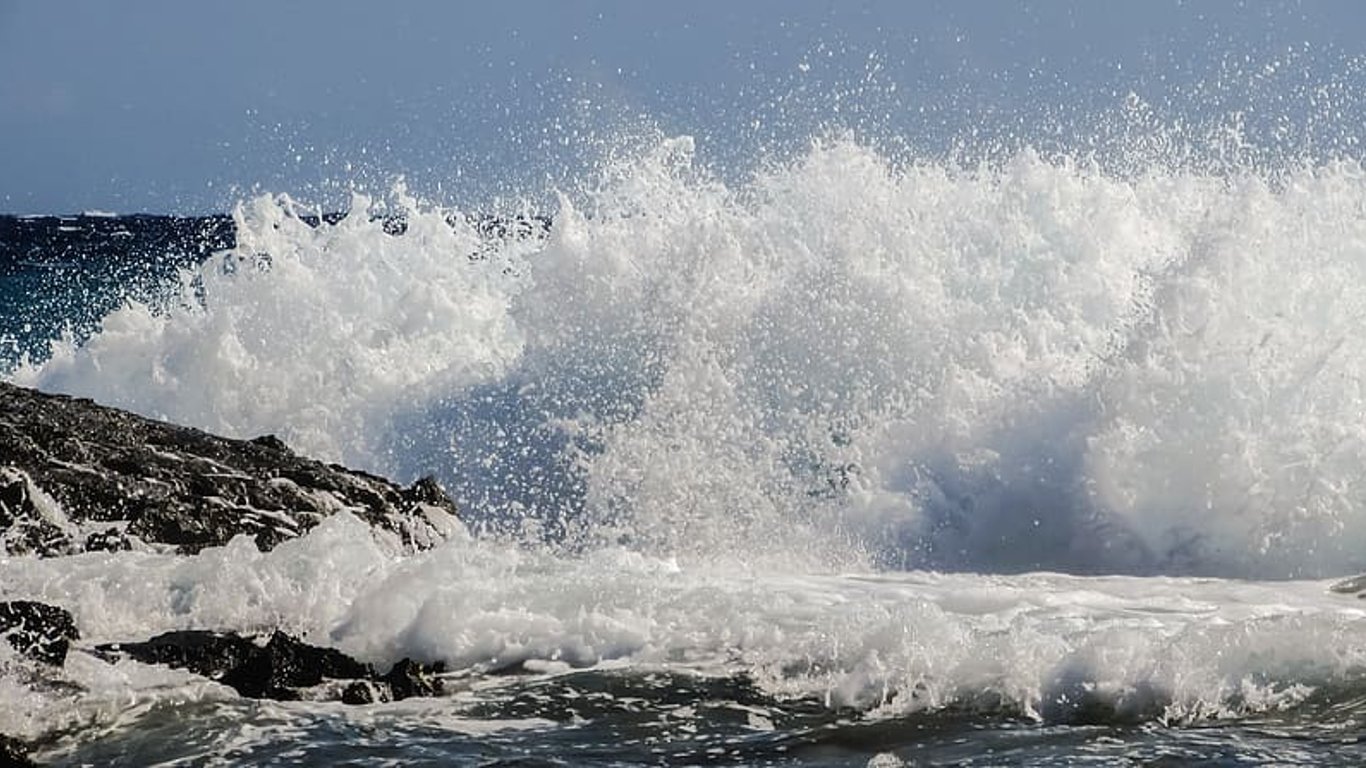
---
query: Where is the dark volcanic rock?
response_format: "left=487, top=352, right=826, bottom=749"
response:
left=220, top=631, right=372, bottom=700
left=83, top=528, right=131, bottom=553
left=99, top=630, right=443, bottom=704
left=0, top=734, right=33, bottom=768
left=0, top=381, right=462, bottom=555
left=102, top=630, right=368, bottom=700
left=380, top=657, right=447, bottom=700
left=337, top=659, right=446, bottom=704
left=97, top=630, right=260, bottom=680
left=341, top=680, right=389, bottom=705
left=0, top=601, right=79, bottom=666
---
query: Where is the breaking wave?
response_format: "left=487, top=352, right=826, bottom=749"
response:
left=16, top=131, right=1366, bottom=579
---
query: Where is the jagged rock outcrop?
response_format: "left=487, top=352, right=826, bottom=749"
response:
left=0, top=381, right=462, bottom=555
left=0, top=602, right=78, bottom=666
left=97, top=630, right=445, bottom=704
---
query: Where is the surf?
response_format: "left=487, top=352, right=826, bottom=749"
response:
left=9, top=133, right=1366, bottom=580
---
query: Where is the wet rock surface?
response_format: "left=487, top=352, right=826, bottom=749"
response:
left=98, top=629, right=445, bottom=704
left=0, top=601, right=79, bottom=666
left=0, top=381, right=462, bottom=555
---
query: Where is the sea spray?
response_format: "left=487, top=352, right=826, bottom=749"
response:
left=17, top=192, right=530, bottom=470
left=15, top=137, right=1366, bottom=578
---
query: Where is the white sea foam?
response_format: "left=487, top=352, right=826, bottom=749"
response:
left=2, top=516, right=1364, bottom=742
left=19, top=191, right=530, bottom=473
left=14, top=136, right=1366, bottom=578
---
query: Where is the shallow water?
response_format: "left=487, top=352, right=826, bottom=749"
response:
left=43, top=685, right=1366, bottom=766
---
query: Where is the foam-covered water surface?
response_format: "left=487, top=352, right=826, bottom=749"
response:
left=4, top=515, right=1366, bottom=763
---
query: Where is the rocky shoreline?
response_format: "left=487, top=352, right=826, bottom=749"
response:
left=0, top=381, right=463, bottom=556
left=0, top=382, right=467, bottom=763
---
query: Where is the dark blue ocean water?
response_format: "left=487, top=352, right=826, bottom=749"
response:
left=0, top=214, right=233, bottom=371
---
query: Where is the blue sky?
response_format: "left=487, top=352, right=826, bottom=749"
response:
left=1, top=1, right=1363, bottom=214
